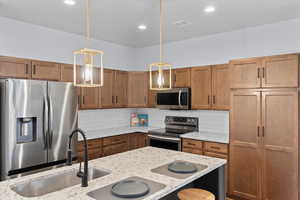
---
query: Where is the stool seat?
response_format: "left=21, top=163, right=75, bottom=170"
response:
left=178, top=188, right=215, bottom=200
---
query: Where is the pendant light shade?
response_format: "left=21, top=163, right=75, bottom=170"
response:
left=149, top=0, right=172, bottom=90
left=73, top=0, right=104, bottom=87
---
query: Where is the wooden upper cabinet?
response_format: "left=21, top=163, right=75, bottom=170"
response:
left=262, top=54, right=299, bottom=88
left=229, top=90, right=261, bottom=200
left=80, top=68, right=100, bottom=109
left=31, top=60, right=60, bottom=81
left=261, top=90, right=298, bottom=200
left=114, top=70, right=128, bottom=107
left=211, top=64, right=230, bottom=110
left=128, top=72, right=148, bottom=107
left=229, top=58, right=262, bottom=89
left=100, top=69, right=114, bottom=108
left=191, top=66, right=212, bottom=109
left=0, top=56, right=31, bottom=79
left=60, top=64, right=74, bottom=82
left=174, top=68, right=191, bottom=88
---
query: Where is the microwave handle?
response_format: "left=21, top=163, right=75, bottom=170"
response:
left=178, top=89, right=182, bottom=106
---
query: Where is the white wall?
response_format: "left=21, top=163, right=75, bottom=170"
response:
left=134, top=18, right=300, bottom=69
left=0, top=17, right=136, bottom=70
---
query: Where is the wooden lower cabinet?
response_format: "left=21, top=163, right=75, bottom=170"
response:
left=230, top=89, right=299, bottom=200
left=129, top=133, right=147, bottom=150
left=78, top=133, right=148, bottom=160
left=182, top=138, right=229, bottom=194
left=77, top=138, right=102, bottom=162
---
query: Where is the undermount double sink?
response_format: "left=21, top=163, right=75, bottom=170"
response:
left=10, top=168, right=110, bottom=197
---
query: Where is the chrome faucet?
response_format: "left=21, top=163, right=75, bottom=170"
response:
left=66, top=128, right=89, bottom=187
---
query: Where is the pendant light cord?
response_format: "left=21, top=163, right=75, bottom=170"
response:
left=160, top=0, right=163, bottom=63
left=86, top=0, right=91, bottom=48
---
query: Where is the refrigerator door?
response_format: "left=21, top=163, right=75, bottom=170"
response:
left=1, top=79, right=48, bottom=175
left=47, top=82, right=78, bottom=162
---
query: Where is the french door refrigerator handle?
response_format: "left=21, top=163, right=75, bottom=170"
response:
left=43, top=97, right=49, bottom=150
left=48, top=95, right=54, bottom=149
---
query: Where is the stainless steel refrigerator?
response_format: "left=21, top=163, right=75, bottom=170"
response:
left=0, top=79, right=78, bottom=180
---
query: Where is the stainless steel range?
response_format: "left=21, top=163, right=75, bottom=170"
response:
left=148, top=116, right=198, bottom=151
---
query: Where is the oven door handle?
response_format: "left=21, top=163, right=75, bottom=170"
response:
left=148, top=134, right=181, bottom=142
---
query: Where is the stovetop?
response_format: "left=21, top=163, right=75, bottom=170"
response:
left=148, top=128, right=192, bottom=138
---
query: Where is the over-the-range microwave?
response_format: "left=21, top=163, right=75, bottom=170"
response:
left=156, top=88, right=191, bottom=110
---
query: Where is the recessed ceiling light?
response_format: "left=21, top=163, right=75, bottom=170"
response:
left=204, top=6, right=216, bottom=13
left=64, top=0, right=76, bottom=6
left=138, top=24, right=147, bottom=31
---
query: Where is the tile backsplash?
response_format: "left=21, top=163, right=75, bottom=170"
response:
left=78, top=108, right=136, bottom=131
left=79, top=108, right=229, bottom=134
left=137, top=108, right=229, bottom=133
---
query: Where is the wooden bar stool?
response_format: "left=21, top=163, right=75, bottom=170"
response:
left=178, top=188, right=215, bottom=200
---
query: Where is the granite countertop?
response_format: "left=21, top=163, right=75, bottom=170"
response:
left=181, top=131, right=229, bottom=144
left=0, top=147, right=226, bottom=200
left=78, top=126, right=158, bottom=141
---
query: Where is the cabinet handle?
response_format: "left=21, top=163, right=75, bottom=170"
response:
left=33, top=65, right=36, bottom=74
left=262, top=68, right=265, bottom=78
left=25, top=64, right=29, bottom=74
left=174, top=74, right=177, bottom=83
left=210, top=146, right=220, bottom=150
left=82, top=96, right=85, bottom=105
left=187, top=142, right=195, bottom=146
left=257, top=68, right=260, bottom=79
left=257, top=126, right=260, bottom=137
left=262, top=126, right=265, bottom=137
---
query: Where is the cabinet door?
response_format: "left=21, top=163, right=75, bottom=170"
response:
left=261, top=90, right=298, bottom=200
left=229, top=90, right=261, bottom=200
left=128, top=72, right=148, bottom=107
left=211, top=64, right=230, bottom=110
left=100, top=69, right=114, bottom=108
left=60, top=64, right=73, bottom=82
left=31, top=61, right=60, bottom=81
left=148, top=89, right=157, bottom=108
left=114, top=70, right=128, bottom=107
left=174, top=68, right=191, bottom=87
left=229, top=58, right=262, bottom=89
left=262, top=54, right=299, bottom=88
left=191, top=66, right=212, bottom=109
left=80, top=68, right=100, bottom=109
left=0, top=56, right=31, bottom=79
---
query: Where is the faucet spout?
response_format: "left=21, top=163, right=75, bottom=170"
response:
left=67, top=128, right=89, bottom=187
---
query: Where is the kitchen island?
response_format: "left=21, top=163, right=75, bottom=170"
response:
left=0, top=147, right=226, bottom=200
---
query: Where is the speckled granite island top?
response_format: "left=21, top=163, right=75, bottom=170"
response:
left=0, top=147, right=226, bottom=200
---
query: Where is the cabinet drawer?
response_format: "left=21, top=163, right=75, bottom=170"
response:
left=204, top=151, right=228, bottom=159
left=182, top=147, right=203, bottom=155
left=78, top=148, right=101, bottom=161
left=103, top=143, right=128, bottom=156
left=103, top=135, right=128, bottom=146
left=78, top=139, right=102, bottom=151
left=182, top=139, right=203, bottom=149
left=204, top=142, right=228, bottom=154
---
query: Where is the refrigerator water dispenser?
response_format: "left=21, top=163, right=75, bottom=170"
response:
left=17, top=117, right=37, bottom=143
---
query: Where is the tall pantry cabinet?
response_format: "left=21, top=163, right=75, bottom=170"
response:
left=229, top=54, right=299, bottom=200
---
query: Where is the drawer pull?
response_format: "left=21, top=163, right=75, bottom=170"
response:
left=187, top=142, right=195, bottom=146
left=210, top=146, right=221, bottom=150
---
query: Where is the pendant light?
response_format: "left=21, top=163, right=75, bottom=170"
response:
left=73, top=0, right=104, bottom=87
left=149, top=0, right=172, bottom=90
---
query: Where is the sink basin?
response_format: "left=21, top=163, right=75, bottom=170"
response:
left=11, top=168, right=110, bottom=197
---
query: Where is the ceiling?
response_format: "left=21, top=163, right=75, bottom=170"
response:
left=1, top=0, right=300, bottom=47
